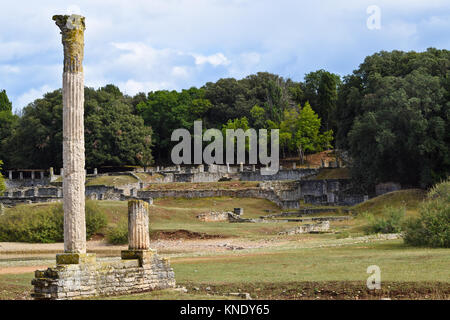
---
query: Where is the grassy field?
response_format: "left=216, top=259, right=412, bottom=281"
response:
left=0, top=189, right=448, bottom=300
left=1, top=240, right=448, bottom=300
left=313, top=168, right=350, bottom=179
left=86, top=175, right=138, bottom=186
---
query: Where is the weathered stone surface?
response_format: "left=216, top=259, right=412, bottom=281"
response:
left=128, top=200, right=150, bottom=250
left=56, top=253, right=96, bottom=265
left=32, top=251, right=175, bottom=300
left=278, top=221, right=330, bottom=235
left=54, top=14, right=86, bottom=254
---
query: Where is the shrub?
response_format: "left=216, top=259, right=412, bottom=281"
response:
left=85, top=200, right=108, bottom=237
left=363, top=206, right=405, bottom=234
left=404, top=179, right=450, bottom=248
left=0, top=201, right=107, bottom=243
left=106, top=219, right=128, bottom=245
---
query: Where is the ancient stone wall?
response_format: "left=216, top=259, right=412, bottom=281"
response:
left=5, top=178, right=51, bottom=189
left=240, top=169, right=318, bottom=181
left=196, top=211, right=231, bottom=222
left=32, top=252, right=175, bottom=299
left=279, top=221, right=330, bottom=235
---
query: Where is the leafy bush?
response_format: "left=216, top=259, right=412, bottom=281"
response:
left=0, top=200, right=107, bottom=243
left=106, top=219, right=128, bottom=245
left=363, top=206, right=405, bottom=234
left=404, top=179, right=450, bottom=248
left=85, top=200, right=108, bottom=237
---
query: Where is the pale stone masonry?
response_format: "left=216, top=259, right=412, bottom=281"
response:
left=32, top=199, right=176, bottom=299
left=31, top=14, right=175, bottom=300
left=32, top=251, right=175, bottom=299
left=54, top=14, right=87, bottom=254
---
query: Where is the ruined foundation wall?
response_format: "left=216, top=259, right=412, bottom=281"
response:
left=32, top=252, right=175, bottom=300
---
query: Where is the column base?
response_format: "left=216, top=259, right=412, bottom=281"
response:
left=121, top=249, right=157, bottom=266
left=56, top=253, right=96, bottom=265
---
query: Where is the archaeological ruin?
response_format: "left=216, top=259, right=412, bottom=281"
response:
left=30, top=14, right=175, bottom=300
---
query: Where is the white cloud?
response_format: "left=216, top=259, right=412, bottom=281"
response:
left=0, top=0, right=449, bottom=111
left=118, top=79, right=173, bottom=95
left=15, top=85, right=55, bottom=110
left=171, top=66, right=189, bottom=78
left=194, top=53, right=230, bottom=67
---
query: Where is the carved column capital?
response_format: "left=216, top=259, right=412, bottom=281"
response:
left=53, top=15, right=85, bottom=73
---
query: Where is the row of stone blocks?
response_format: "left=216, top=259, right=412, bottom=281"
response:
left=32, top=251, right=176, bottom=300
left=32, top=199, right=176, bottom=300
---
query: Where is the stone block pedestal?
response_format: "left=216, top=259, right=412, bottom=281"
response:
left=32, top=249, right=175, bottom=300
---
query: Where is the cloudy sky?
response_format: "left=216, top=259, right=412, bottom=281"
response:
left=1, top=0, right=449, bottom=112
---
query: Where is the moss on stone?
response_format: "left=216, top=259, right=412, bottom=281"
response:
left=56, top=253, right=96, bottom=265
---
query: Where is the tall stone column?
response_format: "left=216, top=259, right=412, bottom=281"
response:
left=54, top=15, right=86, bottom=254
left=127, top=200, right=150, bottom=250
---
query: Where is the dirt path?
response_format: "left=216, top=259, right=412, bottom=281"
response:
left=0, top=266, right=50, bottom=275
left=0, top=238, right=288, bottom=256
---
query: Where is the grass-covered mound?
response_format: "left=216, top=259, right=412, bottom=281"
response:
left=0, top=201, right=107, bottom=243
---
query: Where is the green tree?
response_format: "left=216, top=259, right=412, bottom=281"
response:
left=0, top=90, right=19, bottom=168
left=295, top=102, right=333, bottom=163
left=250, top=105, right=266, bottom=129
left=85, top=87, right=153, bottom=167
left=136, top=87, right=210, bottom=162
left=279, top=102, right=333, bottom=163
left=222, top=117, right=252, bottom=153
left=339, top=49, right=450, bottom=189
left=304, top=70, right=340, bottom=131
left=8, top=85, right=154, bottom=169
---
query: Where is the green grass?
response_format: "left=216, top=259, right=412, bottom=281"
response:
left=0, top=273, right=34, bottom=300
left=171, top=240, right=450, bottom=284
left=313, top=168, right=350, bottom=180
left=1, top=190, right=449, bottom=300
left=1, top=240, right=448, bottom=300
left=86, top=175, right=138, bottom=187
left=353, top=189, right=426, bottom=217
left=97, top=197, right=289, bottom=239
left=134, top=173, right=164, bottom=183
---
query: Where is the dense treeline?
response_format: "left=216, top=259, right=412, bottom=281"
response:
left=0, top=48, right=449, bottom=190
left=337, top=48, right=450, bottom=189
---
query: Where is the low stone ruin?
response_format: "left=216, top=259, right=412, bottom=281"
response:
left=32, top=199, right=175, bottom=299
left=278, top=221, right=330, bottom=235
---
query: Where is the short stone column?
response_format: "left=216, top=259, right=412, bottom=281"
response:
left=49, top=167, right=54, bottom=179
left=226, top=163, right=230, bottom=173
left=293, top=163, right=296, bottom=169
left=127, top=200, right=150, bottom=250
left=93, top=168, right=98, bottom=175
left=8, top=170, right=12, bottom=180
left=40, top=171, right=44, bottom=179
left=198, top=164, right=204, bottom=173
left=239, top=162, right=243, bottom=172
left=31, top=171, right=35, bottom=180
left=252, top=165, right=256, bottom=172
left=19, top=172, right=23, bottom=180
